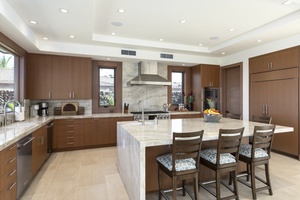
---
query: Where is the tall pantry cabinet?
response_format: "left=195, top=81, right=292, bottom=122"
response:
left=249, top=46, right=300, bottom=158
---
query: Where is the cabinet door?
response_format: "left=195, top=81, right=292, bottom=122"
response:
left=273, top=47, right=299, bottom=71
left=51, top=56, right=72, bottom=99
left=249, top=78, right=268, bottom=117
left=71, top=57, right=92, bottom=99
left=97, top=118, right=110, bottom=145
left=26, top=54, right=52, bottom=99
left=249, top=54, right=271, bottom=74
left=32, top=125, right=47, bottom=176
left=201, top=65, right=220, bottom=87
left=83, top=118, right=97, bottom=146
left=268, top=78, right=298, bottom=156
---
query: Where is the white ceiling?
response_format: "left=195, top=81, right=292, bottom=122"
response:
left=1, top=0, right=300, bottom=65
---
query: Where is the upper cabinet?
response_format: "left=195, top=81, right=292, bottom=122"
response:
left=26, top=54, right=92, bottom=100
left=199, top=64, right=220, bottom=87
left=249, top=46, right=300, bottom=74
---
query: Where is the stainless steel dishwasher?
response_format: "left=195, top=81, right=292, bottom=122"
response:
left=17, top=134, right=35, bottom=199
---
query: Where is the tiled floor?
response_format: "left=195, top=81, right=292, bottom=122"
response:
left=21, top=147, right=300, bottom=200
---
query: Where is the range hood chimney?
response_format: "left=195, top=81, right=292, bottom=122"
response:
left=130, top=61, right=172, bottom=86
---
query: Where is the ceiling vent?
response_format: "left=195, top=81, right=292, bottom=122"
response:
left=121, top=49, right=136, bottom=56
left=160, top=53, right=173, bottom=59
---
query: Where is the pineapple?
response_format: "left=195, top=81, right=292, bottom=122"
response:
left=207, top=99, right=215, bottom=109
left=204, top=99, right=220, bottom=114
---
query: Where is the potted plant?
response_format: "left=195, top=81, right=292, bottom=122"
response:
left=186, top=91, right=195, bottom=111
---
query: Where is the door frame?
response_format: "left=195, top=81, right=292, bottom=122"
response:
left=221, top=62, right=243, bottom=117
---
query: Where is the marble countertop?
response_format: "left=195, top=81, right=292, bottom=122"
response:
left=0, top=111, right=201, bottom=151
left=118, top=118, right=294, bottom=147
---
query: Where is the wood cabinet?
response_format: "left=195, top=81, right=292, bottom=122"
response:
left=170, top=113, right=201, bottom=119
left=32, top=125, right=47, bottom=175
left=0, top=143, right=17, bottom=200
left=26, top=54, right=92, bottom=100
left=250, top=68, right=299, bottom=157
left=249, top=46, right=299, bottom=74
left=53, top=119, right=83, bottom=149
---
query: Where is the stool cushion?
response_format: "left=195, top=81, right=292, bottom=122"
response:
left=239, top=144, right=268, bottom=158
left=200, top=149, right=236, bottom=164
left=156, top=153, right=196, bottom=172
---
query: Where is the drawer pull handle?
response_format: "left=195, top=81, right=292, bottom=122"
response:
left=67, top=136, right=74, bottom=139
left=9, top=157, right=16, bottom=163
left=67, top=142, right=74, bottom=145
left=9, top=145, right=16, bottom=150
left=67, top=125, right=74, bottom=127
left=9, top=169, right=16, bottom=176
left=9, top=182, right=16, bottom=190
left=67, top=131, right=74, bottom=133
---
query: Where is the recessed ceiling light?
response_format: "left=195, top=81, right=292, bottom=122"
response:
left=42, top=37, right=48, bottom=40
left=257, top=39, right=262, bottom=43
left=210, top=36, right=219, bottom=40
left=107, top=58, right=111, bottom=60
left=199, top=43, right=203, bottom=46
left=69, top=35, right=75, bottom=38
left=222, top=52, right=226, bottom=55
left=60, top=8, right=69, bottom=13
left=160, top=38, right=163, bottom=41
left=111, top=32, right=116, bottom=35
left=282, top=1, right=292, bottom=5
left=182, top=64, right=186, bottom=66
left=29, top=20, right=37, bottom=24
left=179, top=20, right=186, bottom=23
left=118, top=9, right=125, bottom=13
left=228, top=28, right=235, bottom=32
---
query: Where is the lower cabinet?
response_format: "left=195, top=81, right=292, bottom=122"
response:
left=32, top=125, right=47, bottom=175
left=53, top=119, right=83, bottom=149
left=171, top=113, right=201, bottom=119
left=54, top=116, right=133, bottom=150
left=0, top=143, right=17, bottom=200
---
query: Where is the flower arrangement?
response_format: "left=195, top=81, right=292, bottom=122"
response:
left=187, top=91, right=195, bottom=104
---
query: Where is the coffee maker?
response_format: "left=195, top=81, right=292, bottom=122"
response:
left=38, top=102, right=49, bottom=116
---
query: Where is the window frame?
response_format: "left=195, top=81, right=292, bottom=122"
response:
left=168, top=66, right=191, bottom=111
left=171, top=71, right=184, bottom=105
left=92, top=60, right=122, bottom=113
left=99, top=67, right=116, bottom=107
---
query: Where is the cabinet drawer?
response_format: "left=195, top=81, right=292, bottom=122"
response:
left=55, top=129, right=82, bottom=137
left=0, top=144, right=17, bottom=177
left=0, top=168, right=17, bottom=191
left=0, top=181, right=17, bottom=200
left=54, top=119, right=83, bottom=125
left=54, top=124, right=83, bottom=131
left=56, top=136, right=83, bottom=148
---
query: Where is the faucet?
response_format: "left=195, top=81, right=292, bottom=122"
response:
left=4, top=100, right=21, bottom=126
left=138, top=100, right=145, bottom=125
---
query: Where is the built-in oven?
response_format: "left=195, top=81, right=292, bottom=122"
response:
left=203, top=87, right=220, bottom=111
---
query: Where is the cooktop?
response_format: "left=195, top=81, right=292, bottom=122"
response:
left=130, top=111, right=169, bottom=114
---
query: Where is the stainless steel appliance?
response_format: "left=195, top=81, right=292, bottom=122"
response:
left=38, top=102, right=49, bottom=116
left=203, top=87, right=220, bottom=111
left=17, top=134, right=35, bottom=199
left=131, top=111, right=170, bottom=121
left=47, top=121, right=54, bottom=158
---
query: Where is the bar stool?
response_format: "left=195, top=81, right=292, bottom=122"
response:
left=156, top=130, right=204, bottom=200
left=238, top=125, right=276, bottom=199
left=227, top=113, right=242, bottom=120
left=199, top=127, right=244, bottom=200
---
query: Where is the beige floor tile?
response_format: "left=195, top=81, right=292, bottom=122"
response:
left=51, top=162, right=80, bottom=183
left=101, top=147, right=117, bottom=158
left=78, top=164, right=106, bottom=187
left=105, top=173, right=129, bottom=200
left=102, top=157, right=118, bottom=175
left=77, top=183, right=109, bottom=200
left=81, top=149, right=102, bottom=166
left=42, top=180, right=78, bottom=200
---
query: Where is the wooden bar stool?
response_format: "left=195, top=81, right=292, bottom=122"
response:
left=199, top=127, right=244, bottom=200
left=237, top=125, right=276, bottom=199
left=227, top=113, right=242, bottom=120
left=156, top=130, right=204, bottom=200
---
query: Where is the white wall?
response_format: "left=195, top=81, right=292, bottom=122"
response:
left=220, top=33, right=300, bottom=120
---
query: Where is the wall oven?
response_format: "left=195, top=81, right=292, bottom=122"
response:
left=203, top=87, right=220, bottom=111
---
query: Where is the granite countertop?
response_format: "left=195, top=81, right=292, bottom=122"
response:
left=0, top=111, right=201, bottom=151
left=117, top=118, right=294, bottom=147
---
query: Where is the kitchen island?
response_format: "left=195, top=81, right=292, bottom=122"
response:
left=116, top=118, right=294, bottom=200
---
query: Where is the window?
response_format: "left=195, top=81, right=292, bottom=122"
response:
left=0, top=47, right=15, bottom=113
left=92, top=61, right=122, bottom=113
left=99, top=68, right=115, bottom=106
left=171, top=72, right=184, bottom=105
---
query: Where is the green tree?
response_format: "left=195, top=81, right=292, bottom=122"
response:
left=0, top=56, right=12, bottom=68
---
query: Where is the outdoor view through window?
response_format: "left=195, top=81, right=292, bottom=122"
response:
left=172, top=72, right=183, bottom=105
left=99, top=68, right=115, bottom=106
left=0, top=47, right=15, bottom=114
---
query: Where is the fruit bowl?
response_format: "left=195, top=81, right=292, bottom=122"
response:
left=204, top=113, right=222, bottom=122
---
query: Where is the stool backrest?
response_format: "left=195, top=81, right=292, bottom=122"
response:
left=217, top=127, right=244, bottom=165
left=172, top=130, right=204, bottom=171
left=227, top=113, right=242, bottom=120
left=252, top=125, right=276, bottom=158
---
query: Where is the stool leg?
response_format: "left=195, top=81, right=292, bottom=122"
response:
left=173, top=176, right=177, bottom=200
left=216, top=171, right=221, bottom=200
left=232, top=169, right=239, bottom=200
left=182, top=180, right=186, bottom=196
left=194, top=174, right=199, bottom=200
left=247, top=164, right=250, bottom=182
left=158, top=167, right=162, bottom=200
left=265, top=163, right=273, bottom=195
left=250, top=163, right=257, bottom=199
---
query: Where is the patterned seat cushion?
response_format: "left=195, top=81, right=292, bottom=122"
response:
left=156, top=153, right=196, bottom=172
left=239, top=144, right=269, bottom=158
left=200, top=149, right=236, bottom=164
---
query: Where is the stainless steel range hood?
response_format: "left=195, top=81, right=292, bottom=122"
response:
left=130, top=61, right=172, bottom=86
